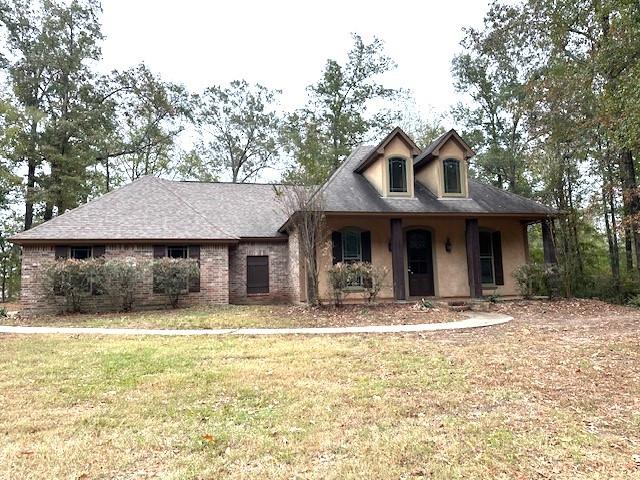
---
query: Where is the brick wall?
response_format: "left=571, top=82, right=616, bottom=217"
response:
left=19, top=243, right=230, bottom=315
left=228, top=240, right=296, bottom=304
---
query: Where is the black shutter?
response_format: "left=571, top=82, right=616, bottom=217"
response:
left=152, top=245, right=165, bottom=293
left=247, top=256, right=269, bottom=294
left=189, top=246, right=201, bottom=293
left=55, top=246, right=69, bottom=259
left=361, top=231, right=372, bottom=263
left=331, top=231, right=343, bottom=264
left=492, top=231, right=504, bottom=285
left=92, top=245, right=105, bottom=258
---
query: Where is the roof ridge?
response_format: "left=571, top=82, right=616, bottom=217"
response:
left=155, top=178, right=238, bottom=239
left=15, top=176, right=154, bottom=236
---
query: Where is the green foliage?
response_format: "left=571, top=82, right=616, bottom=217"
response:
left=354, top=262, right=389, bottom=304
left=101, top=258, right=146, bottom=312
left=417, top=298, right=434, bottom=310
left=0, top=214, right=21, bottom=301
left=327, top=261, right=388, bottom=306
left=0, top=306, right=6, bottom=317
left=152, top=258, right=199, bottom=308
left=512, top=263, right=562, bottom=298
left=283, top=34, right=401, bottom=183
left=192, top=80, right=280, bottom=183
left=43, top=259, right=104, bottom=313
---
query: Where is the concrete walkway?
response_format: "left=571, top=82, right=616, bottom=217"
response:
left=0, top=312, right=512, bottom=336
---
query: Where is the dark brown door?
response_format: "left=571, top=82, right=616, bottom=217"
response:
left=406, top=229, right=435, bottom=297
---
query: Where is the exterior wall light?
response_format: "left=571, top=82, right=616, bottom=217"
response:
left=445, top=237, right=452, bottom=252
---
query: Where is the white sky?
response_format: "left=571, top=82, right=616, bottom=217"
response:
left=98, top=0, right=490, bottom=180
left=100, top=0, right=488, bottom=118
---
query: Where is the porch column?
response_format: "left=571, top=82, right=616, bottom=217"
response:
left=465, top=218, right=482, bottom=298
left=541, top=218, right=558, bottom=264
left=390, top=218, right=406, bottom=300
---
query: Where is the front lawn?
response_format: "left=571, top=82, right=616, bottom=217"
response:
left=1, top=300, right=639, bottom=478
left=4, top=303, right=462, bottom=329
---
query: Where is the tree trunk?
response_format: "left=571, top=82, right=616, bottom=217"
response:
left=620, top=150, right=640, bottom=273
left=603, top=183, right=620, bottom=291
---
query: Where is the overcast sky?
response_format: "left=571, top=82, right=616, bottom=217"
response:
left=100, top=0, right=489, bottom=121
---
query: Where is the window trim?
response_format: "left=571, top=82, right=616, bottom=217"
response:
left=443, top=158, right=462, bottom=195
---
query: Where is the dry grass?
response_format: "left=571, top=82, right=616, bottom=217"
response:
left=0, top=299, right=639, bottom=479
left=5, top=303, right=461, bottom=329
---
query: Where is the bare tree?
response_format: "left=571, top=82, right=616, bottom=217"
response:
left=275, top=184, right=325, bottom=306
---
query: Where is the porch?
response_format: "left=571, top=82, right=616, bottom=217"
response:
left=319, top=214, right=556, bottom=302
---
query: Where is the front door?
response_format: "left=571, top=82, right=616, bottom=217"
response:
left=406, top=229, right=435, bottom=297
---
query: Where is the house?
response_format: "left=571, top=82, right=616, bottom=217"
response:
left=11, top=128, right=557, bottom=314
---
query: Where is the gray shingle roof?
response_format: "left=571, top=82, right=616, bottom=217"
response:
left=319, top=145, right=556, bottom=216
left=11, top=176, right=290, bottom=242
left=11, top=143, right=555, bottom=244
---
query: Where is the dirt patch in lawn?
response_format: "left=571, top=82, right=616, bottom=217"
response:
left=5, top=302, right=464, bottom=330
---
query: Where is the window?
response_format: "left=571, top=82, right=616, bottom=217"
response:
left=153, top=245, right=201, bottom=293
left=479, top=231, right=495, bottom=285
left=443, top=159, right=462, bottom=194
left=70, top=246, right=92, bottom=259
left=247, top=256, right=269, bottom=294
left=167, top=246, right=188, bottom=258
left=342, top=230, right=362, bottom=263
left=388, top=157, right=408, bottom=193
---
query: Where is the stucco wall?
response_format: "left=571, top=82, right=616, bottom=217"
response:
left=318, top=215, right=528, bottom=302
left=415, top=138, right=470, bottom=198
left=19, top=243, right=229, bottom=315
left=361, top=136, right=415, bottom=198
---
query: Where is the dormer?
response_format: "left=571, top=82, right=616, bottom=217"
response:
left=354, top=127, right=420, bottom=198
left=413, top=129, right=475, bottom=198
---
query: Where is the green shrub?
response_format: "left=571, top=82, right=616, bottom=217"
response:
left=512, top=262, right=561, bottom=298
left=102, top=258, right=147, bottom=312
left=417, top=298, right=433, bottom=310
left=327, top=262, right=353, bottom=306
left=627, top=294, right=640, bottom=308
left=0, top=306, right=6, bottom=317
left=327, top=262, right=388, bottom=306
left=43, top=258, right=104, bottom=313
left=152, top=258, right=199, bottom=308
left=352, top=262, right=389, bottom=304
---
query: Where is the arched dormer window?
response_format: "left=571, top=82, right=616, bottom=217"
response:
left=388, top=157, right=408, bottom=193
left=443, top=158, right=462, bottom=194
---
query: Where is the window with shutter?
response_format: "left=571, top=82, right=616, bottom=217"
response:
left=247, top=256, right=269, bottom=294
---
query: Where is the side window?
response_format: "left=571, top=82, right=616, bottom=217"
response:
left=153, top=245, right=201, bottom=293
left=479, top=231, right=495, bottom=285
left=443, top=158, right=462, bottom=194
left=388, top=157, right=408, bottom=193
left=70, top=246, right=92, bottom=259
left=167, top=246, right=188, bottom=258
left=478, top=230, right=504, bottom=286
left=247, top=256, right=269, bottom=294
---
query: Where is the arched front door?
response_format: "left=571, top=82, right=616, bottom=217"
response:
left=406, top=229, right=435, bottom=297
